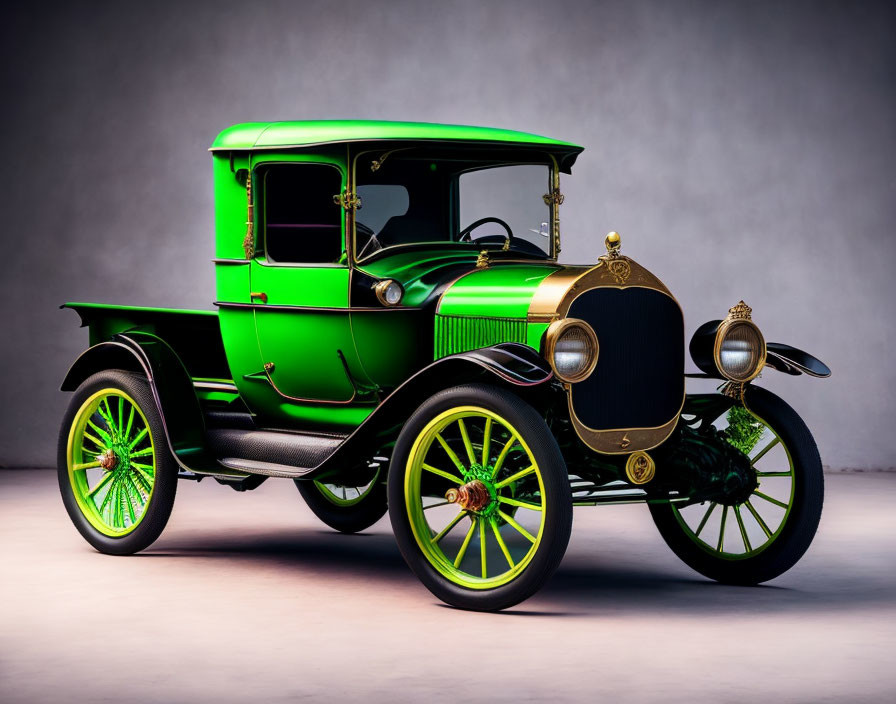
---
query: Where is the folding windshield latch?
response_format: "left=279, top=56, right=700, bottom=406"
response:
left=333, top=190, right=362, bottom=211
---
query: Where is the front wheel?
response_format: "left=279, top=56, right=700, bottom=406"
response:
left=389, top=384, right=572, bottom=611
left=649, top=386, right=823, bottom=585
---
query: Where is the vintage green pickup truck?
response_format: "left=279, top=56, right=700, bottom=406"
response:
left=59, top=120, right=831, bottom=610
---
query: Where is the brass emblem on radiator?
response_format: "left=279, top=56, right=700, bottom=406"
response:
left=625, top=451, right=655, bottom=485
left=606, top=259, right=631, bottom=284
left=620, top=433, right=631, bottom=449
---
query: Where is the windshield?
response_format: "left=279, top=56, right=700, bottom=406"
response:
left=353, top=150, right=555, bottom=262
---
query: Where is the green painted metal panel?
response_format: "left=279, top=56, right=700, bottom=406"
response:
left=436, top=264, right=558, bottom=318
left=211, top=120, right=582, bottom=152
left=526, top=321, right=550, bottom=354
left=350, top=310, right=427, bottom=391
left=434, top=315, right=528, bottom=358
left=213, top=153, right=252, bottom=260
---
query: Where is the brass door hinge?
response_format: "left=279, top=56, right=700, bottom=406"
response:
left=333, top=190, right=362, bottom=210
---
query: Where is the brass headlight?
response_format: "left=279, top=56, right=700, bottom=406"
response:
left=545, top=318, right=599, bottom=383
left=714, top=317, right=766, bottom=382
left=373, top=279, right=403, bottom=306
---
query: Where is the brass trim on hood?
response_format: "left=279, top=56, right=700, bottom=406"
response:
left=527, top=257, right=675, bottom=323
left=528, top=255, right=684, bottom=455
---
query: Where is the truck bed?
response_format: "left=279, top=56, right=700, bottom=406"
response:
left=63, top=302, right=232, bottom=382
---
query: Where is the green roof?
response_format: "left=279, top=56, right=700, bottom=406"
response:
left=210, top=120, right=583, bottom=152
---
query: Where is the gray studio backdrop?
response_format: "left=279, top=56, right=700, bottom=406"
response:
left=1, top=0, right=894, bottom=469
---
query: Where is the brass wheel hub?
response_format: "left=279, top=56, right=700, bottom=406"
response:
left=445, top=480, right=492, bottom=513
left=98, top=448, right=119, bottom=471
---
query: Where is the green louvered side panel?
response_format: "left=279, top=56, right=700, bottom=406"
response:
left=434, top=314, right=528, bottom=358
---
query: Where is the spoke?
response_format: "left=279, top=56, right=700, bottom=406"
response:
left=482, top=417, right=492, bottom=466
left=435, top=433, right=466, bottom=473
left=124, top=405, right=135, bottom=443
left=110, top=481, right=122, bottom=529
left=495, top=465, right=536, bottom=490
left=128, top=426, right=149, bottom=450
left=131, top=464, right=154, bottom=487
left=453, top=520, right=477, bottom=568
left=342, top=485, right=347, bottom=500
left=73, top=460, right=102, bottom=471
left=122, top=480, right=137, bottom=524
left=82, top=431, right=106, bottom=450
left=421, top=463, right=464, bottom=485
left=86, top=419, right=112, bottom=445
left=117, top=481, right=128, bottom=529
left=130, top=447, right=154, bottom=459
left=755, top=471, right=792, bottom=477
left=457, top=418, right=477, bottom=466
left=497, top=510, right=536, bottom=544
left=751, top=437, right=780, bottom=465
left=490, top=517, right=515, bottom=568
left=98, top=477, right=118, bottom=514
left=498, top=495, right=542, bottom=511
left=99, top=399, right=115, bottom=429
left=480, top=518, right=487, bottom=578
left=754, top=490, right=789, bottom=509
left=432, top=510, right=468, bottom=544
left=129, top=471, right=150, bottom=501
left=717, top=505, right=729, bottom=552
left=694, top=502, right=717, bottom=537
left=734, top=505, right=751, bottom=552
left=423, top=501, right=452, bottom=510
left=86, top=471, right=116, bottom=499
left=490, top=436, right=518, bottom=479
left=745, top=499, right=772, bottom=538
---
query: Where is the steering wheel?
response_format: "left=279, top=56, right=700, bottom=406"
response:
left=458, top=217, right=514, bottom=243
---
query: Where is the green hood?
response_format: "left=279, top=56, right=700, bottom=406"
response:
left=436, top=263, right=561, bottom=318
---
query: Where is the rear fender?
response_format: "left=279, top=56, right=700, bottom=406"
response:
left=61, top=332, right=222, bottom=474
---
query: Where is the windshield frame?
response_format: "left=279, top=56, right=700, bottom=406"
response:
left=349, top=144, right=562, bottom=266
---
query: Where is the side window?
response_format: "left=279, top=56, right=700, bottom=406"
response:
left=262, top=164, right=343, bottom=264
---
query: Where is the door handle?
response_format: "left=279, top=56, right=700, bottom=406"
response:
left=250, top=291, right=268, bottom=304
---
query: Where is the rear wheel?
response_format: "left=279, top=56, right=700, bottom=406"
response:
left=58, top=371, right=177, bottom=555
left=389, top=384, right=572, bottom=611
left=649, top=386, right=823, bottom=584
left=295, top=469, right=388, bottom=534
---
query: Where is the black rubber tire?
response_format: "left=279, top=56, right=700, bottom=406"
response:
left=388, top=384, right=572, bottom=611
left=649, top=386, right=824, bottom=585
left=294, top=477, right=388, bottom=534
left=58, top=371, right=178, bottom=555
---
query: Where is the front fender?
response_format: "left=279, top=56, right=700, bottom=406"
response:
left=310, top=343, right=553, bottom=480
left=764, top=342, right=831, bottom=378
left=61, top=332, right=222, bottom=474
left=690, top=320, right=831, bottom=379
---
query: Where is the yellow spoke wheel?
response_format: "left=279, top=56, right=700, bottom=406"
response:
left=389, top=385, right=572, bottom=611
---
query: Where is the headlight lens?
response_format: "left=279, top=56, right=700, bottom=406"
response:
left=546, top=318, right=599, bottom=383
left=715, top=320, right=765, bottom=382
left=373, top=279, right=403, bottom=306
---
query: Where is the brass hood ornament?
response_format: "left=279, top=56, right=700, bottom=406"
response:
left=600, top=231, right=630, bottom=284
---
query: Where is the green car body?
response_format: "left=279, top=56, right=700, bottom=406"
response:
left=59, top=120, right=832, bottom=610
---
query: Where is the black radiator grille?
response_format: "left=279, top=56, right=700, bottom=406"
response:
left=567, top=287, right=684, bottom=430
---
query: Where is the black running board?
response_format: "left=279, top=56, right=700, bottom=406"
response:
left=206, top=427, right=346, bottom=479
left=217, top=457, right=318, bottom=479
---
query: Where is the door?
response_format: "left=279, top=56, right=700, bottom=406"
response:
left=250, top=161, right=365, bottom=407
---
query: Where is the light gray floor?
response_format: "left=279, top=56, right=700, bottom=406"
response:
left=1, top=470, right=893, bottom=703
